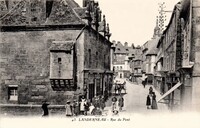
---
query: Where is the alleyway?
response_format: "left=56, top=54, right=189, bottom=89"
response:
left=104, top=79, right=169, bottom=116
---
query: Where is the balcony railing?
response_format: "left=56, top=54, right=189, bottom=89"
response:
left=50, top=79, right=76, bottom=91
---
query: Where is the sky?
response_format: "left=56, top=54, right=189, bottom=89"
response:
left=75, top=0, right=180, bottom=46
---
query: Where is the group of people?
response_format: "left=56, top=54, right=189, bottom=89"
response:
left=111, top=96, right=124, bottom=115
left=65, top=95, right=106, bottom=116
left=42, top=95, right=106, bottom=117
left=146, top=87, right=158, bottom=109
left=114, top=81, right=126, bottom=95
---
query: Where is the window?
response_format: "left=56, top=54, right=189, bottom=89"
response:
left=104, top=55, right=106, bottom=68
left=58, top=58, right=62, bottom=64
left=96, top=52, right=98, bottom=67
left=120, top=66, right=122, bottom=70
left=88, top=49, right=91, bottom=68
left=31, top=17, right=37, bottom=21
left=58, top=58, right=62, bottom=77
left=8, top=86, right=18, bottom=101
left=113, top=66, right=115, bottom=71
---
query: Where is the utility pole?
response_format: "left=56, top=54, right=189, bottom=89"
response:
left=158, top=2, right=167, bottom=33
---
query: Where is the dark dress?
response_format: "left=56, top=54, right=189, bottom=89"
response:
left=100, top=98, right=106, bottom=110
left=146, top=95, right=151, bottom=106
left=74, top=102, right=80, bottom=116
left=151, top=94, right=158, bottom=109
left=42, top=103, right=49, bottom=116
left=118, top=97, right=124, bottom=107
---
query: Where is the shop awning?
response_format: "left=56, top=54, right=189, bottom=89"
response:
left=157, top=82, right=182, bottom=102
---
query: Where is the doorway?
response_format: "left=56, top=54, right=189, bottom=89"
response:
left=88, top=84, right=95, bottom=101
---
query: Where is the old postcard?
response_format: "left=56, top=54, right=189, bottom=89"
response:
left=0, top=0, right=200, bottom=128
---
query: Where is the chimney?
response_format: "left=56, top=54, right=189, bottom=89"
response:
left=112, top=40, right=116, bottom=44
left=124, top=42, right=128, bottom=47
left=98, top=10, right=102, bottom=22
left=83, top=0, right=89, bottom=7
left=84, top=2, right=92, bottom=26
left=117, top=41, right=121, bottom=45
left=103, top=15, right=106, bottom=36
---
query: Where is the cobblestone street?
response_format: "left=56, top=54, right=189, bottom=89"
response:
left=103, top=79, right=169, bottom=116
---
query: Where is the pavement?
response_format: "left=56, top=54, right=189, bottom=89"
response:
left=102, top=79, right=169, bottom=116
left=0, top=79, right=169, bottom=117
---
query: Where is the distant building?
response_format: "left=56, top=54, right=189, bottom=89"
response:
left=142, top=19, right=161, bottom=85
left=130, top=46, right=143, bottom=83
left=145, top=39, right=159, bottom=85
left=112, top=41, right=136, bottom=79
left=0, top=0, right=113, bottom=105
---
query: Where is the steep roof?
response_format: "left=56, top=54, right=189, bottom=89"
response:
left=74, top=7, right=87, bottom=19
left=0, top=0, right=85, bottom=26
left=114, top=42, right=136, bottom=54
left=146, top=37, right=160, bottom=56
left=46, top=0, right=84, bottom=25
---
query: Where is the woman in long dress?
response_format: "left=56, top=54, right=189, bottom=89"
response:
left=146, top=94, right=151, bottom=109
left=151, top=92, right=158, bottom=109
left=65, top=101, right=72, bottom=116
left=74, top=100, right=80, bottom=116
left=118, top=96, right=124, bottom=111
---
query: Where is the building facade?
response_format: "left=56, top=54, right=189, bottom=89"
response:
left=112, top=41, right=135, bottom=79
left=156, top=0, right=200, bottom=112
left=131, top=47, right=143, bottom=83
left=141, top=20, right=161, bottom=85
left=0, top=0, right=113, bottom=106
left=156, top=2, right=182, bottom=110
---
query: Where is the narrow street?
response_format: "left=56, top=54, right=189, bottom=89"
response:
left=104, top=79, right=169, bottom=116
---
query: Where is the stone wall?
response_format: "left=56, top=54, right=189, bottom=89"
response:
left=0, top=29, right=81, bottom=105
left=191, top=0, right=200, bottom=111
left=84, top=29, right=111, bottom=70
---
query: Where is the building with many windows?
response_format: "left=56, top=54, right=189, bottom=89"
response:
left=112, top=41, right=135, bottom=79
left=130, top=46, right=143, bottom=83
left=156, top=0, right=200, bottom=112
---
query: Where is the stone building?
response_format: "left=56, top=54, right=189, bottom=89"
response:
left=130, top=46, right=143, bottom=83
left=112, top=41, right=134, bottom=79
left=145, top=39, right=159, bottom=85
left=156, top=2, right=182, bottom=110
left=0, top=0, right=113, bottom=106
left=141, top=20, right=161, bottom=85
left=157, top=0, right=200, bottom=112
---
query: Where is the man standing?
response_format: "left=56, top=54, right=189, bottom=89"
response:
left=42, top=101, right=50, bottom=117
